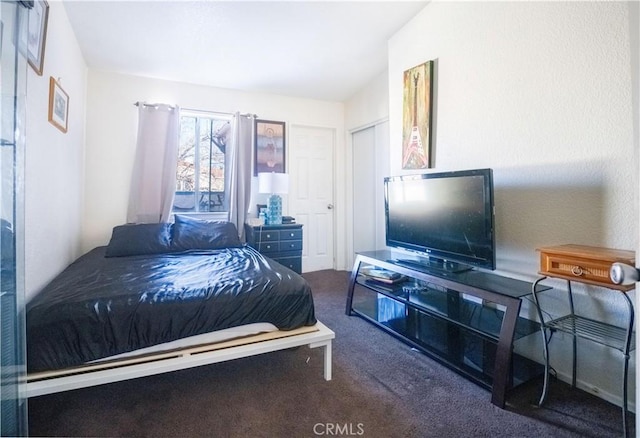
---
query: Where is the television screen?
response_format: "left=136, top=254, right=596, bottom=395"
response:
left=384, top=168, right=495, bottom=271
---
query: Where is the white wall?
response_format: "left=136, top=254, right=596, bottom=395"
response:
left=83, top=71, right=346, bottom=268
left=25, top=1, right=86, bottom=301
left=345, top=70, right=389, bottom=131
left=388, top=1, right=637, bottom=408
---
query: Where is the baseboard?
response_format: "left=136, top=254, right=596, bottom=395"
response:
left=550, top=368, right=636, bottom=414
left=513, top=332, right=636, bottom=413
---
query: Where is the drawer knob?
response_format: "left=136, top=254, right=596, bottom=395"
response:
left=571, top=266, right=584, bottom=276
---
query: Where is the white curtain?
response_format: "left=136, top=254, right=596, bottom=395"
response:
left=127, top=103, right=180, bottom=223
left=226, top=112, right=254, bottom=241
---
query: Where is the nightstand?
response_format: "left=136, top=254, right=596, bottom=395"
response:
left=244, top=223, right=303, bottom=274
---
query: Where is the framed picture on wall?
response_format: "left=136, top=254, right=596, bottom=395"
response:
left=48, top=77, right=68, bottom=133
left=402, top=60, right=434, bottom=169
left=254, top=119, right=286, bottom=176
left=26, top=0, right=49, bottom=75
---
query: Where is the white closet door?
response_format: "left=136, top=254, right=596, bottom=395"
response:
left=374, top=121, right=389, bottom=249
left=352, top=127, right=376, bottom=254
left=352, top=121, right=389, bottom=255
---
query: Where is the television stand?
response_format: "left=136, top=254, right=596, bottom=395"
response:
left=346, top=250, right=546, bottom=409
left=394, top=257, right=472, bottom=274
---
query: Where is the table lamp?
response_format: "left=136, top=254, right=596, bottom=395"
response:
left=258, top=172, right=289, bottom=225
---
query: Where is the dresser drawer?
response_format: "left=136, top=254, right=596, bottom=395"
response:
left=255, top=240, right=302, bottom=254
left=538, top=244, right=634, bottom=291
left=251, top=229, right=302, bottom=243
left=256, top=241, right=280, bottom=253
left=279, top=229, right=302, bottom=241
left=254, top=230, right=280, bottom=242
left=273, top=256, right=302, bottom=274
left=278, top=240, right=302, bottom=252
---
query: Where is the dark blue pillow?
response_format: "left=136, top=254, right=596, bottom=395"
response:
left=171, top=215, right=242, bottom=251
left=105, top=223, right=173, bottom=257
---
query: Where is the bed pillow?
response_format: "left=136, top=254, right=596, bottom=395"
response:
left=105, top=223, right=173, bottom=257
left=171, top=215, right=242, bottom=251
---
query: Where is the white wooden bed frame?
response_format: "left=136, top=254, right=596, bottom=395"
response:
left=26, top=321, right=334, bottom=398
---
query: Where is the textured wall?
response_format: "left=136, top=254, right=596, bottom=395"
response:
left=25, top=2, right=87, bottom=301
left=388, top=2, right=637, bottom=408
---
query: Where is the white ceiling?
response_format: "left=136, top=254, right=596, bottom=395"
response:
left=62, top=1, right=428, bottom=102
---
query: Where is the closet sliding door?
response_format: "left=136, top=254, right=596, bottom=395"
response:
left=351, top=121, right=389, bottom=256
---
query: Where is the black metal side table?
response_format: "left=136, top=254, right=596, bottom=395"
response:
left=531, top=244, right=635, bottom=438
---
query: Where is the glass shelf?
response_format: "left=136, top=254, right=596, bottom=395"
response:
left=350, top=286, right=541, bottom=390
left=356, top=272, right=539, bottom=343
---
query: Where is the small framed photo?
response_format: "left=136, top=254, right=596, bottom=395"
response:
left=254, top=119, right=285, bottom=175
left=48, top=77, right=68, bottom=133
left=26, top=0, right=49, bottom=75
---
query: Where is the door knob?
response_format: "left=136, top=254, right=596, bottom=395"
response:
left=610, top=262, right=640, bottom=285
left=327, top=204, right=334, bottom=210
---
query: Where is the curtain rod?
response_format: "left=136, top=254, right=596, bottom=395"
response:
left=181, top=108, right=258, bottom=118
left=133, top=102, right=177, bottom=110
left=133, top=102, right=257, bottom=118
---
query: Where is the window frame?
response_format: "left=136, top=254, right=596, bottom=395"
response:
left=173, top=110, right=233, bottom=215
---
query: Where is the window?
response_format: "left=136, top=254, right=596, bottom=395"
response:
left=173, top=111, right=232, bottom=213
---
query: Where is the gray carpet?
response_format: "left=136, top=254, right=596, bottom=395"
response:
left=28, top=269, right=632, bottom=437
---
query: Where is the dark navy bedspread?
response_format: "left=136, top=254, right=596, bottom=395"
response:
left=26, top=245, right=316, bottom=372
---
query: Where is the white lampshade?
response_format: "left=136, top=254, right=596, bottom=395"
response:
left=258, top=172, right=289, bottom=194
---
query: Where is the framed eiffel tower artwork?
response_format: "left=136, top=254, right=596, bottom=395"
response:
left=402, top=61, right=434, bottom=169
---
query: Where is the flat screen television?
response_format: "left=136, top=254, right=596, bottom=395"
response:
left=384, top=168, right=495, bottom=272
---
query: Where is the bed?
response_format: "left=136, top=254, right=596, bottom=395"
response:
left=25, top=216, right=334, bottom=397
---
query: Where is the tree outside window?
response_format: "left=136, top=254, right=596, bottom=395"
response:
left=173, top=112, right=231, bottom=213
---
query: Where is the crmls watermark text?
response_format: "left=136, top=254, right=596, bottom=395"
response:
left=313, top=423, right=365, bottom=436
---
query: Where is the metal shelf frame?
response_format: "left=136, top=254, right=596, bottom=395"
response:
left=531, top=277, right=634, bottom=438
left=346, top=250, right=545, bottom=409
